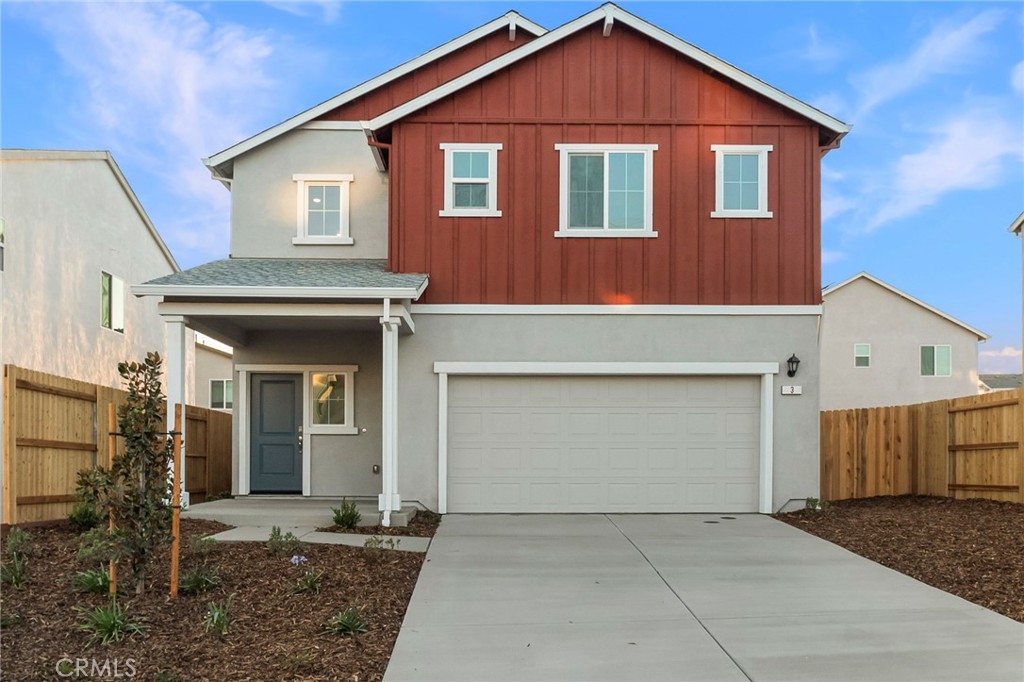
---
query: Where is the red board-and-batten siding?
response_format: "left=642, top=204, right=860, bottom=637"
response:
left=386, top=23, right=825, bottom=306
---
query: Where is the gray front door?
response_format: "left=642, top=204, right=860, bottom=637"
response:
left=250, top=373, right=303, bottom=493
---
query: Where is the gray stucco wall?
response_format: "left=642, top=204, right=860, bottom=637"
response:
left=0, top=154, right=178, bottom=389
left=230, top=129, right=388, bottom=259
left=231, top=314, right=821, bottom=512
left=820, top=278, right=981, bottom=410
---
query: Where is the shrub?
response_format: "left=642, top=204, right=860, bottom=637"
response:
left=202, top=594, right=234, bottom=636
left=285, top=653, right=316, bottom=674
left=72, top=568, right=111, bottom=594
left=324, top=607, right=367, bottom=636
left=291, top=569, right=323, bottom=595
left=331, top=499, right=362, bottom=529
left=1, top=555, right=27, bottom=588
left=267, top=526, right=307, bottom=555
left=77, top=598, right=146, bottom=646
left=180, top=565, right=221, bottom=595
left=5, top=527, right=31, bottom=559
left=188, top=536, right=217, bottom=560
left=68, top=499, right=102, bottom=532
left=363, top=535, right=400, bottom=550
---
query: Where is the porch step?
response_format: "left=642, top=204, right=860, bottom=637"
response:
left=182, top=497, right=419, bottom=528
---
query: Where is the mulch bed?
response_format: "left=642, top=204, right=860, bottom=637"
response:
left=316, top=510, right=441, bottom=538
left=0, top=519, right=425, bottom=681
left=776, top=495, right=1024, bottom=623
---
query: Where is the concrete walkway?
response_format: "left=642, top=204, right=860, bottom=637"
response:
left=384, top=514, right=1024, bottom=681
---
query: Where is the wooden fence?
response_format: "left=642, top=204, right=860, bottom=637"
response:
left=2, top=365, right=232, bottom=524
left=821, top=388, right=1023, bottom=504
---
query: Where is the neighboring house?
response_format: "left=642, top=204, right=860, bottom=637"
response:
left=135, top=4, right=850, bottom=521
left=979, top=374, right=1023, bottom=393
left=820, top=273, right=988, bottom=410
left=195, top=333, right=234, bottom=411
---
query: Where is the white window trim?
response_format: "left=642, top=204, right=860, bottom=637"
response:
left=439, top=143, right=502, bottom=217
left=292, top=173, right=354, bottom=245
left=209, top=378, right=233, bottom=411
left=308, top=367, right=358, bottom=434
left=920, top=344, right=952, bottom=378
left=100, top=270, right=125, bottom=335
left=710, top=144, right=773, bottom=219
left=853, top=343, right=871, bottom=368
left=554, top=143, right=658, bottom=237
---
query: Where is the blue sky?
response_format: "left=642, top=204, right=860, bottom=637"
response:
left=2, top=1, right=1022, bottom=372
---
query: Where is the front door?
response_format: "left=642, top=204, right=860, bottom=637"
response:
left=250, top=373, right=303, bottom=493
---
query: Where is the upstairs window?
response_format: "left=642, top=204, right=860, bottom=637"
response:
left=554, top=144, right=658, bottom=238
left=854, top=343, right=871, bottom=368
left=210, top=379, right=233, bottom=410
left=711, top=145, right=773, bottom=218
left=439, top=143, right=502, bottom=217
left=921, top=345, right=952, bottom=377
left=293, top=174, right=354, bottom=245
left=100, top=271, right=125, bottom=334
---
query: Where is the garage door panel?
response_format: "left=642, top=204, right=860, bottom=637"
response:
left=447, top=376, right=760, bottom=513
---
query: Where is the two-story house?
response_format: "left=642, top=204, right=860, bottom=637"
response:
left=136, top=4, right=849, bottom=522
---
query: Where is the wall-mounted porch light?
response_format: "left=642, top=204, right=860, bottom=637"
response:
left=786, top=354, right=801, bottom=378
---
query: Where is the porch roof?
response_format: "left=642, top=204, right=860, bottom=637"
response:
left=133, top=258, right=428, bottom=300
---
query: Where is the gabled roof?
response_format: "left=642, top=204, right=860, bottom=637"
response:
left=367, top=3, right=850, bottom=146
left=1009, top=210, right=1023, bottom=235
left=822, top=272, right=988, bottom=341
left=133, top=258, right=428, bottom=300
left=0, top=149, right=179, bottom=272
left=203, top=11, right=546, bottom=179
left=980, top=374, right=1023, bottom=390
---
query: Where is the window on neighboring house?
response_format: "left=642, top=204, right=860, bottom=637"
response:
left=309, top=368, right=357, bottom=434
left=439, top=143, right=502, bottom=217
left=554, top=144, right=658, bottom=237
left=711, top=145, right=773, bottom=218
left=921, top=345, right=952, bottom=377
left=0, top=218, right=6, bottom=272
left=854, top=343, right=871, bottom=368
left=293, top=174, right=354, bottom=245
left=100, top=271, right=125, bottom=333
left=210, top=379, right=233, bottom=410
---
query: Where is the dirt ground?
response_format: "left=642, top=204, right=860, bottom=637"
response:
left=776, top=495, right=1024, bottom=623
left=0, top=519, right=424, bottom=681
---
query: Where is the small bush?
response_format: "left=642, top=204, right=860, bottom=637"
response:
left=291, top=569, right=323, bottom=595
left=77, top=598, right=146, bottom=646
left=180, top=565, right=221, bottom=595
left=331, top=498, right=362, bottom=529
left=285, top=653, right=316, bottom=674
left=76, top=527, right=119, bottom=565
left=72, top=568, right=111, bottom=594
left=188, top=536, right=217, bottom=559
left=267, top=526, right=307, bottom=555
left=68, top=500, right=102, bottom=532
left=363, top=535, right=400, bottom=550
left=805, top=497, right=831, bottom=513
left=324, top=607, right=367, bottom=636
left=1, top=555, right=27, bottom=588
left=203, top=594, right=234, bottom=636
left=5, top=527, right=31, bottom=559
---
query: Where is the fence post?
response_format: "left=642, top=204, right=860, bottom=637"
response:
left=3, top=365, right=16, bottom=524
left=1018, top=387, right=1024, bottom=504
left=107, top=403, right=117, bottom=596
left=170, top=404, right=181, bottom=598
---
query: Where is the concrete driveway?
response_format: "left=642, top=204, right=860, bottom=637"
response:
left=384, top=514, right=1023, bottom=682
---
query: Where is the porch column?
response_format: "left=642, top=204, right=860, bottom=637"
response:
left=165, top=316, right=189, bottom=508
left=379, top=310, right=401, bottom=526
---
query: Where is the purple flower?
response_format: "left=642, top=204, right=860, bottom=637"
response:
left=290, top=555, right=308, bottom=566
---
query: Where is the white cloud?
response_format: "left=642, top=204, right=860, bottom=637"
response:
left=865, top=109, right=1020, bottom=231
left=821, top=250, right=845, bottom=265
left=851, top=10, right=1004, bottom=118
left=979, top=346, right=1023, bottom=374
left=800, top=24, right=845, bottom=70
left=34, top=3, right=283, bottom=263
left=822, top=193, right=855, bottom=223
left=265, top=1, right=342, bottom=23
left=1012, top=60, right=1024, bottom=94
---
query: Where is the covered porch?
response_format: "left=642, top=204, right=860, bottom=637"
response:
left=133, top=258, right=427, bottom=526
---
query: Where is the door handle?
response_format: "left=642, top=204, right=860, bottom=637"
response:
left=297, top=426, right=303, bottom=448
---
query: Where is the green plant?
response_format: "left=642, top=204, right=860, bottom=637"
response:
left=77, top=598, right=147, bottom=646
left=266, top=526, right=308, bottom=555
left=5, top=527, right=31, bottom=559
left=291, top=569, right=323, bottom=595
left=1, top=554, right=27, bottom=587
left=188, top=536, right=217, bottom=559
left=180, top=565, right=221, bottom=595
left=75, top=353, right=174, bottom=595
left=363, top=535, right=400, bottom=550
left=331, top=498, right=362, bottom=529
left=805, top=497, right=831, bottom=512
left=68, top=499, right=102, bottom=532
left=154, top=673, right=183, bottom=682
left=202, top=594, right=234, bottom=636
left=0, top=600, right=20, bottom=628
left=72, top=567, right=111, bottom=594
left=285, top=653, right=316, bottom=674
left=324, top=607, right=367, bottom=636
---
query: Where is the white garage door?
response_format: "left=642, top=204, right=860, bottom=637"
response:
left=446, top=375, right=760, bottom=513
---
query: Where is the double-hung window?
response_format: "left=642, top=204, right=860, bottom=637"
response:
left=920, top=345, right=952, bottom=377
left=210, top=379, right=233, bottom=410
left=854, top=343, right=871, bottom=368
left=293, top=174, right=354, bottom=245
left=100, top=271, right=125, bottom=333
left=711, top=145, right=773, bottom=218
left=555, top=144, right=657, bottom=237
left=439, top=143, right=502, bottom=217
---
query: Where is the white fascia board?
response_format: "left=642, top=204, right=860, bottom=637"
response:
left=132, top=283, right=426, bottom=300
left=368, top=4, right=850, bottom=137
left=158, top=301, right=386, bottom=318
left=823, top=272, right=989, bottom=341
left=1008, top=210, right=1023, bottom=235
left=411, top=304, right=822, bottom=315
left=203, top=11, right=546, bottom=174
left=433, top=361, right=780, bottom=376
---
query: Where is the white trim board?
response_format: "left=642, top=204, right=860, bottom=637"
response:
left=203, top=11, right=547, bottom=177
left=434, top=361, right=779, bottom=514
left=412, top=304, right=822, bottom=315
left=134, top=282, right=428, bottom=300
left=368, top=4, right=849, bottom=141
